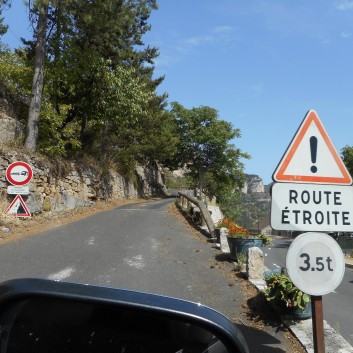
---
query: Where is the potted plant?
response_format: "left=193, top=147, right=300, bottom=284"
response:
left=264, top=272, right=312, bottom=320
left=217, top=218, right=265, bottom=260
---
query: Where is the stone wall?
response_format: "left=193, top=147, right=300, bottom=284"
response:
left=0, top=150, right=166, bottom=215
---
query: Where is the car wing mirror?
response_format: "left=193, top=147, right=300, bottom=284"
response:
left=0, top=279, right=249, bottom=353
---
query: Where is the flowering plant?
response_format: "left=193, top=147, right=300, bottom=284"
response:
left=217, top=218, right=250, bottom=238
left=217, top=218, right=273, bottom=245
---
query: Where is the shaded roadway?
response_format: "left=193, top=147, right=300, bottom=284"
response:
left=0, top=199, right=300, bottom=352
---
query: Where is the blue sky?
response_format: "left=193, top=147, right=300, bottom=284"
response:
left=2, top=1, right=353, bottom=184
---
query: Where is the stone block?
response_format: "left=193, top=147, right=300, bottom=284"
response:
left=247, top=247, right=264, bottom=281
left=220, top=227, right=230, bottom=253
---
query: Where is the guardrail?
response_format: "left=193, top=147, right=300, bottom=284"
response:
left=178, top=191, right=215, bottom=237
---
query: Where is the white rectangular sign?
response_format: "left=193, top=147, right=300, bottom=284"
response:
left=271, top=183, right=353, bottom=232
left=7, top=186, right=30, bottom=195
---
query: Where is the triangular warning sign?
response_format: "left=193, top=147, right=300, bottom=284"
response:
left=273, top=110, right=352, bottom=185
left=5, top=195, right=31, bottom=217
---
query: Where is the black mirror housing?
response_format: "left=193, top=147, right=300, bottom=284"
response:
left=0, top=279, right=249, bottom=353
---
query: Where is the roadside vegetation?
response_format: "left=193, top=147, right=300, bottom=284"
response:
left=1, top=1, right=352, bottom=227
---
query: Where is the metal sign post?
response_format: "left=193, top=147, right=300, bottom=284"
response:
left=271, top=110, right=352, bottom=353
left=312, top=296, right=325, bottom=353
left=285, top=233, right=345, bottom=353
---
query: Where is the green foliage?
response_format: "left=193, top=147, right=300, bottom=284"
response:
left=164, top=172, right=195, bottom=190
left=236, top=192, right=266, bottom=230
left=0, top=49, right=32, bottom=103
left=235, top=251, right=246, bottom=271
left=264, top=273, right=310, bottom=312
left=0, top=0, right=10, bottom=37
left=216, top=186, right=242, bottom=223
left=37, top=101, right=81, bottom=155
left=170, top=102, right=249, bottom=199
left=341, top=145, right=353, bottom=178
left=0, top=0, right=176, bottom=174
left=258, top=234, right=272, bottom=246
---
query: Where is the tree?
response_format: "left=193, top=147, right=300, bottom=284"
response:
left=2, top=0, right=176, bottom=173
left=170, top=102, right=249, bottom=200
left=342, top=145, right=353, bottom=178
left=0, top=0, right=11, bottom=38
left=24, top=0, right=49, bottom=151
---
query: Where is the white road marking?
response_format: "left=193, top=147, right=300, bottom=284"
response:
left=150, top=238, right=161, bottom=251
left=123, top=255, right=145, bottom=269
left=87, top=236, right=95, bottom=245
left=48, top=267, right=75, bottom=281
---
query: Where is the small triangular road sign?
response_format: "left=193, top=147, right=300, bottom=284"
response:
left=5, top=195, right=31, bottom=217
left=273, top=110, right=352, bottom=185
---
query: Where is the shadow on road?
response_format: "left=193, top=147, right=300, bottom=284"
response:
left=239, top=325, right=286, bottom=353
left=214, top=252, right=233, bottom=263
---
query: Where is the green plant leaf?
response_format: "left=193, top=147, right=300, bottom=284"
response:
left=303, top=293, right=310, bottom=303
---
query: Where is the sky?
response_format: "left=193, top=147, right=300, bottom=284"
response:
left=2, top=1, right=353, bottom=184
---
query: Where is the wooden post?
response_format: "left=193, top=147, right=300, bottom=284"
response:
left=312, top=295, right=325, bottom=353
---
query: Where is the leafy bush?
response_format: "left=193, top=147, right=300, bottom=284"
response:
left=264, top=273, right=310, bottom=312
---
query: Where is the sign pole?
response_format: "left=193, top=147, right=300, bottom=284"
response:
left=312, top=295, right=325, bottom=353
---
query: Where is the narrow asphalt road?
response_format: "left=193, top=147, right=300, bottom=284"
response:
left=0, top=199, right=300, bottom=352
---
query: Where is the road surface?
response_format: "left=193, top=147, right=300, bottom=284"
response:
left=0, top=199, right=302, bottom=352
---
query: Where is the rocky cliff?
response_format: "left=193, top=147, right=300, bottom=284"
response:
left=238, top=174, right=271, bottom=229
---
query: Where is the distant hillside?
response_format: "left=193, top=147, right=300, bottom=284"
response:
left=237, top=174, right=271, bottom=229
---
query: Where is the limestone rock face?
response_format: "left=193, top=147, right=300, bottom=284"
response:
left=242, top=175, right=265, bottom=194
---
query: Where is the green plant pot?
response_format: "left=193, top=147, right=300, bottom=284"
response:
left=226, top=237, right=264, bottom=261
left=271, top=300, right=312, bottom=320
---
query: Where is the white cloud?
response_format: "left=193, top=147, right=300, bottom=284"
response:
left=182, top=25, right=237, bottom=48
left=336, top=1, right=353, bottom=10
left=183, top=35, right=214, bottom=47
left=341, top=31, right=352, bottom=38
left=213, top=26, right=237, bottom=34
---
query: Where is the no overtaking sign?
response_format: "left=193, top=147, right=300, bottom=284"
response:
left=6, top=161, right=33, bottom=186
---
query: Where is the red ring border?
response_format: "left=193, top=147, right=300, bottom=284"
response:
left=6, top=162, right=33, bottom=186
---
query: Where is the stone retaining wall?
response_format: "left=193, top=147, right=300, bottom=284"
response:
left=0, top=150, right=165, bottom=215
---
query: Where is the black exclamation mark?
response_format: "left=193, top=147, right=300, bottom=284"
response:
left=310, top=136, right=318, bottom=173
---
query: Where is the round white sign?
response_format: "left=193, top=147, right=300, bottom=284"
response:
left=286, top=232, right=345, bottom=296
left=5, top=161, right=33, bottom=186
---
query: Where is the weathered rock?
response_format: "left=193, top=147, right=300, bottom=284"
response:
left=220, top=227, right=230, bottom=253
left=246, top=247, right=264, bottom=280
left=0, top=150, right=165, bottom=215
left=0, top=115, right=24, bottom=143
left=26, top=193, right=43, bottom=214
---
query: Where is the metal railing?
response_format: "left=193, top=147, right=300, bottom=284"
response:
left=178, top=191, right=215, bottom=237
